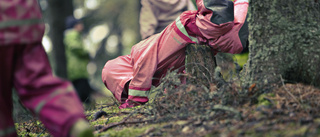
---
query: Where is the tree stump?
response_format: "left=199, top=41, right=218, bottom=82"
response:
left=185, top=44, right=217, bottom=87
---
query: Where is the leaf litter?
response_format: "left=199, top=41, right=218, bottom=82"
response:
left=16, top=70, right=320, bottom=137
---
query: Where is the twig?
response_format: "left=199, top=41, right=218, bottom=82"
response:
left=279, top=75, right=301, bottom=104
left=98, top=104, right=156, bottom=133
left=98, top=119, right=153, bottom=132
left=185, top=62, right=213, bottom=83
left=212, top=104, right=242, bottom=119
left=37, top=127, right=46, bottom=137
left=279, top=75, right=311, bottom=114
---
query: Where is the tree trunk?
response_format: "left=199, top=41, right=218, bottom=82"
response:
left=185, top=44, right=217, bottom=87
left=242, top=0, right=320, bottom=90
left=46, top=0, right=74, bottom=79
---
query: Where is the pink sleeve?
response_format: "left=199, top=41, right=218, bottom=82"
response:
left=209, top=0, right=249, bottom=54
left=210, top=0, right=249, bottom=54
left=182, top=0, right=249, bottom=54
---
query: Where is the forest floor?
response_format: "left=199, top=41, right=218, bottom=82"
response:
left=15, top=81, right=320, bottom=136
left=14, top=63, right=320, bottom=137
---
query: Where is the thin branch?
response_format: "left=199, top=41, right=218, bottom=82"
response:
left=185, top=62, right=214, bottom=83
left=98, top=119, right=153, bottom=132
left=37, top=127, right=46, bottom=137
left=211, top=104, right=242, bottom=119
left=279, top=75, right=301, bottom=104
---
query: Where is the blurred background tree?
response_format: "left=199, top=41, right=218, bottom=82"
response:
left=40, top=0, right=141, bottom=94
left=44, top=0, right=74, bottom=79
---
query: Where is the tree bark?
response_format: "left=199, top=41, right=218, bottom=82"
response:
left=242, top=0, right=320, bottom=90
left=185, top=44, right=217, bottom=87
left=46, top=0, right=74, bottom=79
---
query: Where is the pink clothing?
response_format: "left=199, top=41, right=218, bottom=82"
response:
left=102, top=0, right=249, bottom=108
left=0, top=0, right=44, bottom=46
left=140, top=0, right=196, bottom=39
left=0, top=43, right=86, bottom=137
left=0, top=1, right=86, bottom=137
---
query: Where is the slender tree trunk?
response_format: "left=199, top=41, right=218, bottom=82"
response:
left=242, top=0, right=320, bottom=90
left=46, top=0, right=74, bottom=79
left=185, top=44, right=217, bottom=87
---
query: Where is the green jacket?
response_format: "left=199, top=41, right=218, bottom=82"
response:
left=64, top=29, right=90, bottom=81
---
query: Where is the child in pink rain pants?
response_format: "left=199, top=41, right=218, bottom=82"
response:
left=102, top=0, right=249, bottom=109
left=0, top=0, right=93, bottom=137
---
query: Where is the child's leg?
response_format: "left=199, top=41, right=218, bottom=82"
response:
left=101, top=55, right=133, bottom=102
left=0, top=46, right=18, bottom=137
left=12, top=43, right=89, bottom=137
left=121, top=81, right=130, bottom=104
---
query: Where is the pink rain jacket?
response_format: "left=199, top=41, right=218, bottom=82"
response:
left=102, top=0, right=249, bottom=108
left=0, top=1, right=86, bottom=137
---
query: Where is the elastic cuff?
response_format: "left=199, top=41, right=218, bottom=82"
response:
left=119, top=97, right=149, bottom=109
left=128, top=95, right=149, bottom=103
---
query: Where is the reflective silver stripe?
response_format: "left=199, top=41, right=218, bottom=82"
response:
left=0, top=18, right=42, bottom=29
left=128, top=89, right=150, bottom=97
left=35, top=85, right=74, bottom=115
left=0, top=126, right=16, bottom=136
left=173, top=37, right=182, bottom=44
left=175, top=16, right=198, bottom=43
left=189, top=36, right=198, bottom=42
